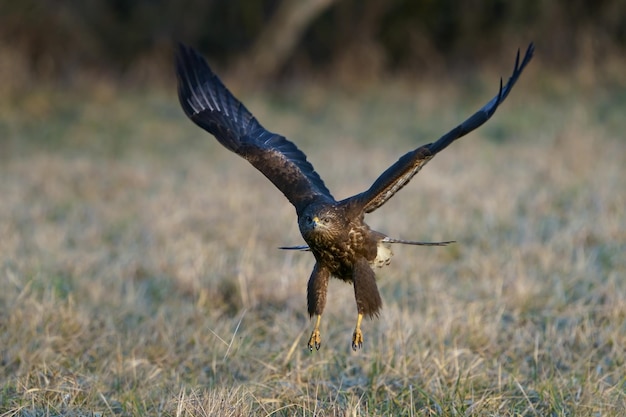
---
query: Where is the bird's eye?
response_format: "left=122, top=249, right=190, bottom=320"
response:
left=323, top=217, right=330, bottom=224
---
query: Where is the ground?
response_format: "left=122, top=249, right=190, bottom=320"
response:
left=0, top=75, right=624, bottom=415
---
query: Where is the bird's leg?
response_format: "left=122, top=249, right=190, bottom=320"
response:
left=308, top=314, right=322, bottom=351
left=352, top=313, right=364, bottom=350
left=307, top=263, right=329, bottom=351
left=351, top=258, right=381, bottom=350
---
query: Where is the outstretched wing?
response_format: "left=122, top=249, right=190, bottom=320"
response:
left=346, top=43, right=534, bottom=214
left=176, top=44, right=334, bottom=215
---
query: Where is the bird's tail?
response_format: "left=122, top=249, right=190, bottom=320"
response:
left=382, top=237, right=455, bottom=246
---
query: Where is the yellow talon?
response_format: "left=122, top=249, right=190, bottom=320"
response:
left=352, top=313, right=364, bottom=350
left=308, top=314, right=322, bottom=351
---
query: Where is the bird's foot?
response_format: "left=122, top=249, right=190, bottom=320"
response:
left=352, top=313, right=364, bottom=351
left=352, top=328, right=363, bottom=350
left=308, top=328, right=321, bottom=351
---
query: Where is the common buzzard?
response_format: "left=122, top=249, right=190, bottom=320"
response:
left=175, top=43, right=534, bottom=351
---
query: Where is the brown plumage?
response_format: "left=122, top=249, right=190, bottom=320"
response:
left=175, top=43, right=534, bottom=351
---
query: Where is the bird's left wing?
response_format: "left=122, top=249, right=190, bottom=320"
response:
left=176, top=44, right=334, bottom=215
left=345, top=43, right=534, bottom=214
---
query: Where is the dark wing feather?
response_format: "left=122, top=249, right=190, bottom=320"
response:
left=346, top=43, right=534, bottom=214
left=175, top=44, right=334, bottom=215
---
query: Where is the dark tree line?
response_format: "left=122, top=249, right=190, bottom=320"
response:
left=1, top=0, right=624, bottom=83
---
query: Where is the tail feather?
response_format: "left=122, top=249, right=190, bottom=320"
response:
left=382, top=237, right=455, bottom=246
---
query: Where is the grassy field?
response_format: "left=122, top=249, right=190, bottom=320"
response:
left=1, top=73, right=625, bottom=416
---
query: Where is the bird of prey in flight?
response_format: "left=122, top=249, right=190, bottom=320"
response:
left=175, top=43, right=534, bottom=351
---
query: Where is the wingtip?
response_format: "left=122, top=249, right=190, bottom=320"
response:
left=382, top=237, right=456, bottom=246
left=174, top=42, right=194, bottom=79
left=175, top=43, right=209, bottom=69
left=174, top=41, right=190, bottom=62
left=522, top=42, right=536, bottom=67
left=278, top=245, right=311, bottom=251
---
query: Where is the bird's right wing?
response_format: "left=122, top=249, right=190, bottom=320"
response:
left=176, top=44, right=334, bottom=215
left=346, top=43, right=534, bottom=214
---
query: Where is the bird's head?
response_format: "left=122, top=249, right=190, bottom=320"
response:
left=298, top=205, right=341, bottom=242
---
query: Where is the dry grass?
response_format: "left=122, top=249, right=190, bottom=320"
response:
left=1, top=77, right=625, bottom=416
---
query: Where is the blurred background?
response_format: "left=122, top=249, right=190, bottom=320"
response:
left=1, top=2, right=625, bottom=414
left=1, top=0, right=625, bottom=92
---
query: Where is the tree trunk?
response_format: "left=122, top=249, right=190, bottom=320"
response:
left=237, top=0, right=337, bottom=83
